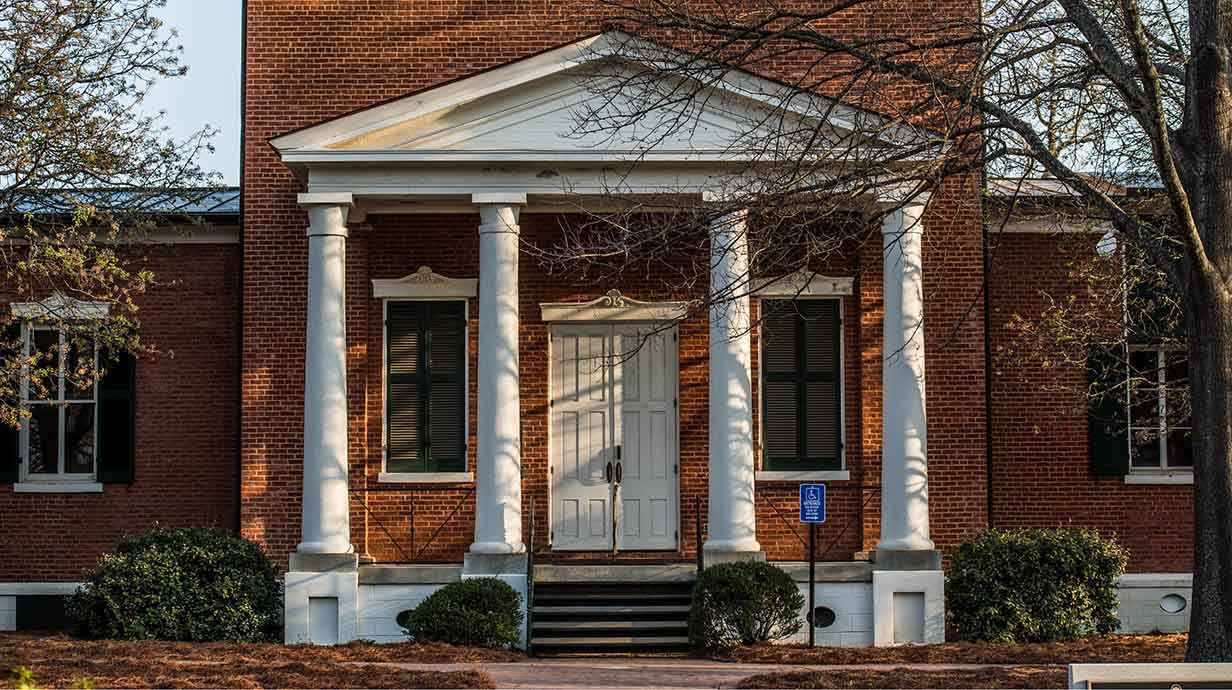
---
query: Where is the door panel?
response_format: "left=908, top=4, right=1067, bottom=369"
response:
left=550, top=324, right=678, bottom=552
left=614, top=326, right=678, bottom=550
left=551, top=326, right=613, bottom=550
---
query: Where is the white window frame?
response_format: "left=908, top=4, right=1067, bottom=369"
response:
left=754, top=295, right=850, bottom=482
left=1127, top=345, right=1192, bottom=482
left=17, top=323, right=101, bottom=487
left=378, top=297, right=473, bottom=484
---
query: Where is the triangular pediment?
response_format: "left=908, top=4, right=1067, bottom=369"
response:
left=272, top=32, right=920, bottom=162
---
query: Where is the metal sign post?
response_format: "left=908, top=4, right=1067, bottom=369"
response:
left=798, top=484, right=827, bottom=649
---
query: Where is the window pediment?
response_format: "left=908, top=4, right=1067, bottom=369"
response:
left=10, top=293, right=110, bottom=321
left=752, top=272, right=853, bottom=298
left=372, top=267, right=478, bottom=299
left=540, top=290, right=688, bottom=322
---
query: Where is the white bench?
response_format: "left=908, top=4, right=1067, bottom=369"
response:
left=1069, top=663, right=1232, bottom=689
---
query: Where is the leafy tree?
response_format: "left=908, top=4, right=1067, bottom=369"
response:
left=0, top=0, right=217, bottom=427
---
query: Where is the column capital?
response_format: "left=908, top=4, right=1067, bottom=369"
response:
left=298, top=192, right=354, bottom=207
left=476, top=199, right=523, bottom=235
left=879, top=201, right=928, bottom=236
left=471, top=192, right=527, bottom=205
left=873, top=186, right=930, bottom=210
left=301, top=194, right=353, bottom=238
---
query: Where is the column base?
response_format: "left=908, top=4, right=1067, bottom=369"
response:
left=295, top=540, right=355, bottom=555
left=468, top=540, right=527, bottom=555
left=285, top=551, right=359, bottom=645
left=463, top=552, right=528, bottom=576
left=702, top=542, right=766, bottom=567
left=872, top=569, right=944, bottom=646
left=289, top=552, right=359, bottom=573
left=872, top=548, right=942, bottom=571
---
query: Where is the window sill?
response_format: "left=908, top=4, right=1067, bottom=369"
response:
left=378, top=472, right=474, bottom=484
left=756, top=470, right=850, bottom=482
left=13, top=481, right=104, bottom=494
left=1124, top=472, right=1193, bottom=486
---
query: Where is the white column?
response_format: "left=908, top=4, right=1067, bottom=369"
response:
left=877, top=197, right=934, bottom=552
left=704, top=208, right=761, bottom=555
left=471, top=193, right=526, bottom=555
left=297, top=193, right=354, bottom=555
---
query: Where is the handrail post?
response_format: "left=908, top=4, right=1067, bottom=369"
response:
left=695, top=495, right=704, bottom=574
left=526, top=497, right=535, bottom=657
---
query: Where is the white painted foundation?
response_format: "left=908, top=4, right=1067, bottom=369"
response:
left=786, top=581, right=874, bottom=647
left=1116, top=573, right=1192, bottom=634
left=0, top=596, right=14, bottom=632
left=358, top=583, right=450, bottom=643
left=872, top=570, right=945, bottom=646
left=284, top=571, right=359, bottom=645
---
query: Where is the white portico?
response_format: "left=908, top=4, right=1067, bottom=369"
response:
left=272, top=30, right=942, bottom=646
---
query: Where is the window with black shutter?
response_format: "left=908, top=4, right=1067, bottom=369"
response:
left=761, top=299, right=843, bottom=471
left=385, top=301, right=467, bottom=473
left=6, top=322, right=135, bottom=485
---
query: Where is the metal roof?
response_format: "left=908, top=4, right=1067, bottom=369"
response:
left=11, top=187, right=240, bottom=218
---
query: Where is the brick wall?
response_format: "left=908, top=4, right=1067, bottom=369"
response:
left=987, top=232, right=1192, bottom=572
left=0, top=243, right=241, bottom=581
left=243, top=0, right=988, bottom=567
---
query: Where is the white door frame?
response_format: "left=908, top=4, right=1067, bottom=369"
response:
left=547, top=321, right=680, bottom=552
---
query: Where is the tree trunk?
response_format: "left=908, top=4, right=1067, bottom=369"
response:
left=1183, top=272, right=1232, bottom=662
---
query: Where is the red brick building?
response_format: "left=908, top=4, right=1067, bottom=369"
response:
left=0, top=192, right=241, bottom=632
left=0, top=1, right=1193, bottom=647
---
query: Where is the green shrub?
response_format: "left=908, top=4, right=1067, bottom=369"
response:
left=397, top=578, right=523, bottom=648
left=947, top=528, right=1128, bottom=642
left=67, top=527, right=281, bottom=642
left=689, top=561, right=805, bottom=651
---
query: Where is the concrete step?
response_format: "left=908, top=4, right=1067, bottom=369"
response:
left=529, top=579, right=693, bottom=656
left=530, top=635, right=691, bottom=646
left=532, top=604, right=690, bottom=615
left=533, top=619, right=687, bottom=631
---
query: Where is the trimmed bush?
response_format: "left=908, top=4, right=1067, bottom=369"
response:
left=397, top=578, right=523, bottom=648
left=947, top=528, right=1128, bottom=642
left=689, top=561, right=805, bottom=651
left=67, top=527, right=281, bottom=642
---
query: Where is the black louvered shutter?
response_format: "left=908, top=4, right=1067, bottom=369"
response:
left=801, top=301, right=842, bottom=468
left=762, top=300, right=842, bottom=470
left=387, top=302, right=427, bottom=472
left=97, top=351, right=136, bottom=484
left=762, top=304, right=801, bottom=465
left=386, top=301, right=467, bottom=473
left=1088, top=344, right=1130, bottom=476
left=426, top=303, right=466, bottom=472
left=0, top=322, right=19, bottom=483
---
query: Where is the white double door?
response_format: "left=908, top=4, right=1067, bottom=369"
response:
left=550, top=324, right=678, bottom=551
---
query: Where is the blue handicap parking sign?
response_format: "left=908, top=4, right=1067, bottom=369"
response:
left=799, top=484, right=826, bottom=523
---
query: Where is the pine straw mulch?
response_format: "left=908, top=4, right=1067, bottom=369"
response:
left=737, top=666, right=1068, bottom=689
left=1, top=633, right=519, bottom=688
left=711, top=633, right=1187, bottom=666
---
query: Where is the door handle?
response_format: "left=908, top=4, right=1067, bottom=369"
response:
left=615, top=461, right=623, bottom=484
left=605, top=461, right=613, bottom=483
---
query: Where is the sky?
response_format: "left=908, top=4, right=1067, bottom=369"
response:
left=143, top=0, right=244, bottom=185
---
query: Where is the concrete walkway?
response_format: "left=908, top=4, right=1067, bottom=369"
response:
left=361, top=657, right=1029, bottom=689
